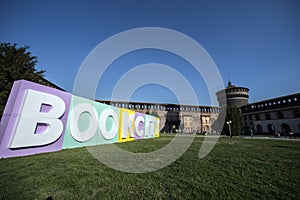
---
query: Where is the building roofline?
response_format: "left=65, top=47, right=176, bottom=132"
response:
left=242, top=92, right=300, bottom=106
left=240, top=92, right=300, bottom=113
left=39, top=77, right=65, bottom=91
left=97, top=99, right=220, bottom=108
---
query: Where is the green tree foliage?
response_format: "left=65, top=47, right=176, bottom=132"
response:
left=222, top=105, right=242, bottom=136
left=0, top=43, right=45, bottom=116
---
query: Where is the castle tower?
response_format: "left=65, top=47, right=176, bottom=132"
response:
left=216, top=81, right=249, bottom=107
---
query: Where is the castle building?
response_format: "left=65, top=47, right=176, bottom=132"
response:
left=240, top=93, right=300, bottom=136
left=99, top=81, right=250, bottom=134
left=99, top=82, right=300, bottom=135
left=42, top=77, right=299, bottom=135
left=216, top=81, right=300, bottom=135
left=99, top=100, right=220, bottom=134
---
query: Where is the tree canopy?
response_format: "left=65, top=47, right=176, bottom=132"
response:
left=222, top=105, right=242, bottom=136
left=0, top=42, right=45, bottom=116
left=211, top=105, right=242, bottom=136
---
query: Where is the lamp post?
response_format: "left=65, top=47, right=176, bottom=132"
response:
left=226, top=120, right=232, bottom=138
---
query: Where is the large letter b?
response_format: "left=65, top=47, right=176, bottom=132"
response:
left=9, top=90, right=66, bottom=148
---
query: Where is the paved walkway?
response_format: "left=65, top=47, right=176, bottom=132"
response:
left=161, top=133, right=300, bottom=141
left=240, top=135, right=300, bottom=142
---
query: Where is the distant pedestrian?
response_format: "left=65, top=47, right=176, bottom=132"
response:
left=288, top=131, right=294, bottom=138
left=250, top=129, right=253, bottom=138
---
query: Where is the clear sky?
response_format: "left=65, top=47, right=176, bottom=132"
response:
left=1, top=0, right=299, bottom=106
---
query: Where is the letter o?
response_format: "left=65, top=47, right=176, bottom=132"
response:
left=69, top=103, right=98, bottom=142
left=99, top=109, right=119, bottom=140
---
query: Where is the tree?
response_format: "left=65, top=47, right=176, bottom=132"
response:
left=222, top=105, right=242, bottom=136
left=0, top=43, right=45, bottom=116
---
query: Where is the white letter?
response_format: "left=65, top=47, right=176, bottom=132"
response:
left=145, top=116, right=156, bottom=138
left=69, top=103, right=98, bottom=142
left=99, top=109, right=118, bottom=140
left=121, top=111, right=135, bottom=139
left=9, top=89, right=65, bottom=148
left=135, top=115, right=144, bottom=137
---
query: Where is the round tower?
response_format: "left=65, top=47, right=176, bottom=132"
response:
left=216, top=81, right=249, bottom=107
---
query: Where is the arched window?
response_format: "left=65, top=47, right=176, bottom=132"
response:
left=267, top=124, right=275, bottom=134
left=256, top=124, right=263, bottom=133
left=248, top=115, right=252, bottom=120
left=277, top=111, right=284, bottom=119
left=265, top=113, right=271, bottom=120
left=292, top=109, right=300, bottom=118
left=281, top=123, right=291, bottom=135
left=255, top=114, right=260, bottom=121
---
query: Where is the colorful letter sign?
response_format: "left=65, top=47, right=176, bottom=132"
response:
left=0, top=80, right=160, bottom=158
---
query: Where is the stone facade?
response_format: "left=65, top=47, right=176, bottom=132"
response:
left=240, top=93, right=300, bottom=135
left=99, top=83, right=299, bottom=136
left=216, top=81, right=300, bottom=136
left=99, top=100, right=220, bottom=134
left=41, top=78, right=300, bottom=135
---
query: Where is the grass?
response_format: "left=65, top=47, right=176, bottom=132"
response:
left=0, top=134, right=299, bottom=199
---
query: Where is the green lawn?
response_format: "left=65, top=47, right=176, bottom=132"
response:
left=0, top=135, right=299, bottom=199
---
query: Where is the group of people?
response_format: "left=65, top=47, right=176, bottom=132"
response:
left=247, top=128, right=296, bottom=138
left=274, top=130, right=295, bottom=138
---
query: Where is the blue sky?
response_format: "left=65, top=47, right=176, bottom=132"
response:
left=1, top=0, right=300, bottom=106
